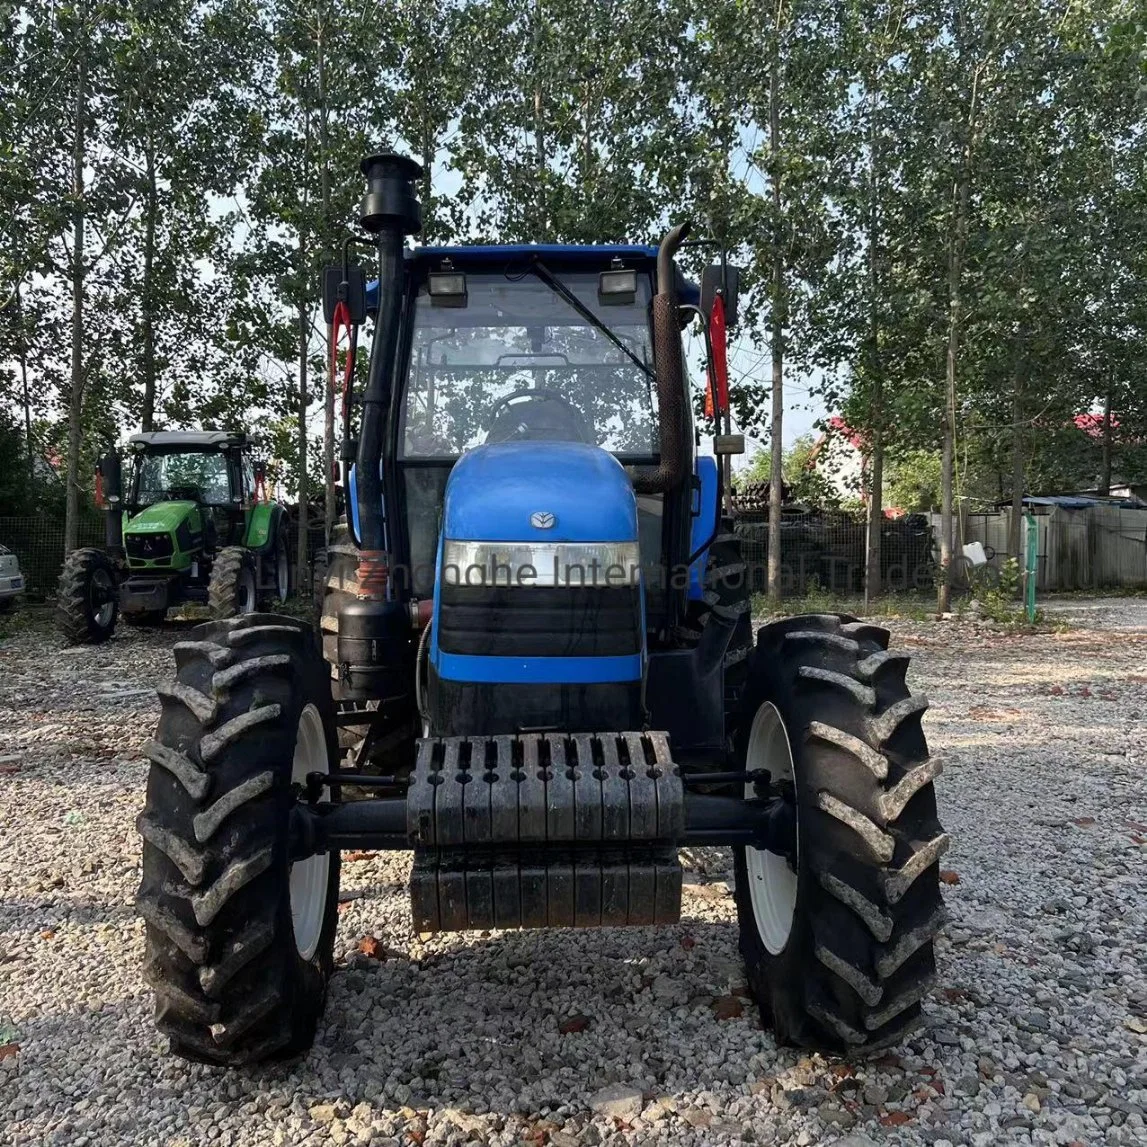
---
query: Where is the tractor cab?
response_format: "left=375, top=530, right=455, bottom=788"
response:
left=123, top=430, right=255, bottom=556
left=391, top=248, right=671, bottom=603
left=324, top=158, right=745, bottom=761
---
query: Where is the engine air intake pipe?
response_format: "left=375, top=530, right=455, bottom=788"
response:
left=354, top=153, right=423, bottom=566
left=634, top=222, right=690, bottom=495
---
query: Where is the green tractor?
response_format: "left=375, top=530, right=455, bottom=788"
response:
left=57, top=430, right=291, bottom=643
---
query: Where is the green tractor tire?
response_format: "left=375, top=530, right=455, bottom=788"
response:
left=208, top=548, right=258, bottom=619
left=57, top=548, right=119, bottom=645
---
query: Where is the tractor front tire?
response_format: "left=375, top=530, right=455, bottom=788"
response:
left=57, top=548, right=119, bottom=644
left=136, top=614, right=339, bottom=1066
left=732, top=613, right=947, bottom=1052
left=259, top=528, right=291, bottom=609
left=208, top=547, right=258, bottom=618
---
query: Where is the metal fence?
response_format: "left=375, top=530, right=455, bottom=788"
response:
left=0, top=514, right=105, bottom=597
left=734, top=512, right=936, bottom=596
left=2, top=506, right=943, bottom=603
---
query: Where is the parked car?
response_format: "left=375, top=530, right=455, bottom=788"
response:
left=0, top=544, right=25, bottom=612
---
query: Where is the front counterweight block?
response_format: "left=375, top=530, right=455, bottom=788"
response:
left=288, top=731, right=798, bottom=932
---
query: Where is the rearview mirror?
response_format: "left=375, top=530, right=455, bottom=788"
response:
left=701, top=264, right=741, bottom=327
left=322, top=264, right=367, bottom=325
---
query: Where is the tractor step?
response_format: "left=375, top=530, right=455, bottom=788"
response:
left=410, top=844, right=682, bottom=932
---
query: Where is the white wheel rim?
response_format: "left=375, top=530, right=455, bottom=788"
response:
left=92, top=569, right=115, bottom=629
left=276, top=544, right=289, bottom=600
left=290, top=703, right=330, bottom=961
left=237, top=566, right=256, bottom=613
left=745, top=702, right=800, bottom=955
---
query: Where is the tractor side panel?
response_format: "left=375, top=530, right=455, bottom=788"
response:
left=688, top=456, right=719, bottom=600
left=244, top=502, right=279, bottom=553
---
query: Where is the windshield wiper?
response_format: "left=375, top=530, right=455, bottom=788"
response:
left=527, top=260, right=655, bottom=381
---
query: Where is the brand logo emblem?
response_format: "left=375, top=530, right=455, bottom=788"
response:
left=530, top=511, right=556, bottom=529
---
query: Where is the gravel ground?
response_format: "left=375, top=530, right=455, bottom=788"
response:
left=1, top=600, right=1145, bottom=1147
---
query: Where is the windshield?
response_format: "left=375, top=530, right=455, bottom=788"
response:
left=401, top=270, right=657, bottom=459
left=135, top=451, right=232, bottom=507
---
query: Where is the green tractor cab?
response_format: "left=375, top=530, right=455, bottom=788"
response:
left=57, top=430, right=291, bottom=643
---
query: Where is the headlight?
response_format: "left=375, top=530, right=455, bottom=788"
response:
left=442, top=540, right=640, bottom=588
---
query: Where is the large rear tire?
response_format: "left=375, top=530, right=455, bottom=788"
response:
left=678, top=518, right=752, bottom=701
left=732, top=613, right=947, bottom=1052
left=208, top=547, right=257, bottom=619
left=57, top=548, right=119, bottom=644
left=136, top=614, right=339, bottom=1066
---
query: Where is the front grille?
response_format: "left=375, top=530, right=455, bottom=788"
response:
left=437, top=585, right=641, bottom=657
left=125, top=533, right=174, bottom=562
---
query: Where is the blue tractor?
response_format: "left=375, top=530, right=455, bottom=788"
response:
left=136, top=155, right=946, bottom=1066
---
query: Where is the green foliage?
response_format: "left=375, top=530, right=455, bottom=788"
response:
left=971, top=558, right=1045, bottom=627
left=2, top=0, right=1145, bottom=565
left=743, top=433, right=841, bottom=509
left=886, top=450, right=942, bottom=513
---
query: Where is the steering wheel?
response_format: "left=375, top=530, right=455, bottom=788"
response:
left=485, top=388, right=594, bottom=445
left=166, top=485, right=201, bottom=501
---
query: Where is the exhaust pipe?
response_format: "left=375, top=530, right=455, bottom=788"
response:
left=634, top=222, right=690, bottom=495
left=99, top=448, right=124, bottom=558
left=353, top=153, right=422, bottom=577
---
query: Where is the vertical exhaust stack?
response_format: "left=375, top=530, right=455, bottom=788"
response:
left=634, top=222, right=690, bottom=495
left=99, top=448, right=125, bottom=560
left=354, top=153, right=422, bottom=596
left=339, top=154, right=422, bottom=702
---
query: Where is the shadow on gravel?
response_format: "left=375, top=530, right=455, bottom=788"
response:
left=0, top=895, right=141, bottom=930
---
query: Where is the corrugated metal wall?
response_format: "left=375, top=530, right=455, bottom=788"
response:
left=960, top=506, right=1147, bottom=590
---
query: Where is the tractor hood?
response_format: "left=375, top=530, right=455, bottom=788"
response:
left=442, top=443, right=637, bottom=543
left=125, top=501, right=199, bottom=534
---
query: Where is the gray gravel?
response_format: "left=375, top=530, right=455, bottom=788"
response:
left=1, top=600, right=1145, bottom=1146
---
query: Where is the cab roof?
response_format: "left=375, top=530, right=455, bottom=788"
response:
left=127, top=431, right=245, bottom=451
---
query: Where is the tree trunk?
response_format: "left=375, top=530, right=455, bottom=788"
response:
left=297, top=303, right=310, bottom=587
left=15, top=286, right=34, bottom=483
left=766, top=30, right=784, bottom=602
left=938, top=130, right=972, bottom=612
left=65, top=48, right=87, bottom=557
left=140, top=145, right=158, bottom=431
left=317, top=8, right=336, bottom=545
left=864, top=78, right=883, bottom=601
left=421, top=111, right=434, bottom=238
left=865, top=430, right=883, bottom=599
left=1099, top=376, right=1113, bottom=496
left=938, top=306, right=958, bottom=613
left=533, top=0, right=547, bottom=239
